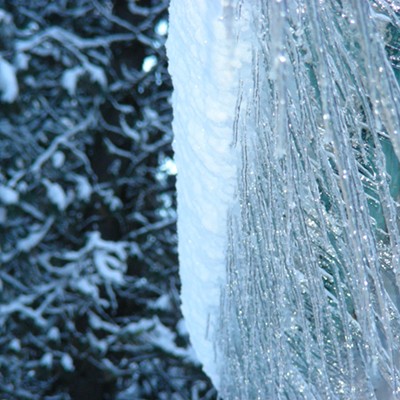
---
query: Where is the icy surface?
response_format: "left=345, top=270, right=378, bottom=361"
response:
left=169, top=0, right=400, bottom=398
left=219, top=1, right=400, bottom=399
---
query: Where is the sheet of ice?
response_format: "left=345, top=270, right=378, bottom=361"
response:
left=167, top=0, right=251, bottom=388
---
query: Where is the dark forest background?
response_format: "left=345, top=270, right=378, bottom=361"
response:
left=0, top=1, right=216, bottom=398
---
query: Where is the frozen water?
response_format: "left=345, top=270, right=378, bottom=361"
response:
left=219, top=1, right=400, bottom=399
left=169, top=0, right=400, bottom=399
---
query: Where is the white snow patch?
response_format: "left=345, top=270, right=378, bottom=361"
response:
left=155, top=20, right=168, bottom=36
left=43, top=179, right=67, bottom=211
left=74, top=175, right=92, bottom=202
left=47, top=326, right=60, bottom=341
left=0, top=57, right=18, bottom=102
left=142, top=55, right=157, bottom=72
left=61, top=63, right=107, bottom=96
left=61, top=66, right=84, bottom=96
left=86, top=63, right=107, bottom=88
left=17, top=218, right=53, bottom=252
left=9, top=338, right=21, bottom=352
left=61, top=353, right=74, bottom=371
left=149, top=293, right=172, bottom=311
left=15, top=52, right=30, bottom=71
left=93, top=249, right=125, bottom=285
left=40, top=353, right=53, bottom=368
left=0, top=185, right=19, bottom=205
left=52, top=151, right=65, bottom=168
left=167, top=0, right=252, bottom=388
left=75, top=277, right=99, bottom=298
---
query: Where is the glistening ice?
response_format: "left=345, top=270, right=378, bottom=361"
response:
left=167, top=1, right=400, bottom=398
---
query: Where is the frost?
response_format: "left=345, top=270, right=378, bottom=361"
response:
left=159, top=157, right=177, bottom=176
left=0, top=56, right=18, bottom=102
left=0, top=9, right=12, bottom=24
left=124, top=317, right=198, bottom=363
left=85, top=63, right=107, bottom=87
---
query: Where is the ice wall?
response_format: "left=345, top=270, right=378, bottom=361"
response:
left=168, top=0, right=400, bottom=398
left=220, top=1, right=400, bottom=399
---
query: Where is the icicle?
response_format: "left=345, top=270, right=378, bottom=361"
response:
left=218, top=0, right=400, bottom=399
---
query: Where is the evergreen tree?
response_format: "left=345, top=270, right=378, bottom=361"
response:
left=0, top=1, right=216, bottom=399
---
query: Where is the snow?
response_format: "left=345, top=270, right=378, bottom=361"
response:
left=9, top=338, right=21, bottom=352
left=60, top=353, right=74, bottom=371
left=75, top=277, right=99, bottom=298
left=43, top=179, right=67, bottom=211
left=15, top=52, right=30, bottom=71
left=40, top=353, right=53, bottom=368
left=0, top=185, right=19, bottom=205
left=124, top=317, right=198, bottom=363
left=0, top=56, right=18, bottom=103
left=93, top=249, right=126, bottom=285
left=74, top=175, right=92, bottom=202
left=148, top=293, right=171, bottom=311
left=61, top=63, right=107, bottom=96
left=17, top=218, right=53, bottom=252
left=155, top=20, right=168, bottom=36
left=167, top=0, right=251, bottom=388
left=61, top=66, right=84, bottom=96
left=47, top=326, right=60, bottom=341
left=142, top=55, right=157, bottom=72
left=51, top=151, right=65, bottom=168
